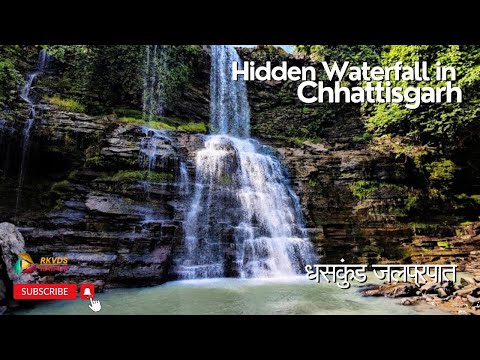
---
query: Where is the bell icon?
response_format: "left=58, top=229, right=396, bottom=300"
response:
left=83, top=287, right=92, bottom=298
left=80, top=284, right=95, bottom=300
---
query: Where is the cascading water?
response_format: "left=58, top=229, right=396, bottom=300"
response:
left=140, top=46, right=192, bottom=206
left=143, top=45, right=167, bottom=122
left=210, top=46, right=250, bottom=138
left=136, top=126, right=176, bottom=223
left=138, top=126, right=174, bottom=172
left=174, top=45, right=316, bottom=279
left=140, top=45, right=171, bottom=198
left=0, top=119, right=6, bottom=144
left=138, top=126, right=190, bottom=198
left=15, top=48, right=48, bottom=217
left=179, top=161, right=190, bottom=195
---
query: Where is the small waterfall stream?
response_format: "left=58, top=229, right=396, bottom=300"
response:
left=142, top=45, right=167, bottom=122
left=139, top=47, right=191, bottom=223
left=174, top=45, right=316, bottom=279
left=15, top=48, right=49, bottom=217
left=179, top=161, right=190, bottom=195
left=140, top=45, right=173, bottom=200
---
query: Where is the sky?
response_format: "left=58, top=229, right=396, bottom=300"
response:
left=233, top=45, right=294, bottom=53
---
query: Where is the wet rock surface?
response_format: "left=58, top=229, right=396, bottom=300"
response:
left=361, top=276, right=480, bottom=315
left=0, top=105, right=200, bottom=291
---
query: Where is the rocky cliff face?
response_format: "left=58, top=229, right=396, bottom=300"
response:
left=0, top=103, right=205, bottom=290
left=265, top=138, right=480, bottom=272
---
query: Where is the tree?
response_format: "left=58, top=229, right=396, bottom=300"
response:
left=294, top=45, right=382, bottom=66
left=366, top=45, right=480, bottom=151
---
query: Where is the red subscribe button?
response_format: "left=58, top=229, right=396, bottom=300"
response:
left=14, top=284, right=77, bottom=300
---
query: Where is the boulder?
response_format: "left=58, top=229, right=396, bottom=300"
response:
left=362, top=282, right=418, bottom=298
left=359, top=283, right=381, bottom=293
left=454, top=285, right=478, bottom=297
left=386, top=283, right=418, bottom=297
left=0, top=222, right=35, bottom=283
left=441, top=280, right=453, bottom=288
left=466, top=295, right=480, bottom=307
left=420, top=282, right=440, bottom=294
left=437, top=288, right=448, bottom=298
left=0, top=222, right=37, bottom=311
left=460, top=277, right=476, bottom=286
left=453, top=284, right=463, bottom=292
left=400, top=297, right=418, bottom=306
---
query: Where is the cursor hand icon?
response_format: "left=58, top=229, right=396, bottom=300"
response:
left=89, top=297, right=102, bottom=312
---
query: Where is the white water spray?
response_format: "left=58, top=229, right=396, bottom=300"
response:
left=175, top=46, right=316, bottom=279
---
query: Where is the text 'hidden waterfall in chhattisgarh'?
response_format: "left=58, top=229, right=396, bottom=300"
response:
left=174, top=45, right=316, bottom=279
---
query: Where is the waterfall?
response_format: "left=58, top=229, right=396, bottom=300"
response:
left=210, top=46, right=251, bottom=138
left=140, top=46, right=191, bottom=207
left=138, top=126, right=173, bottom=172
left=179, top=161, right=190, bottom=195
left=140, top=45, right=170, bottom=199
left=138, top=126, right=176, bottom=194
left=174, top=45, right=316, bottom=279
left=0, top=119, right=6, bottom=145
left=15, top=48, right=49, bottom=218
left=142, top=45, right=167, bottom=121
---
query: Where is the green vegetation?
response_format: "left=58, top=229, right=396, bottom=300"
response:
left=104, top=170, right=175, bottom=183
left=426, top=159, right=455, bottom=182
left=177, top=122, right=207, bottom=133
left=349, top=181, right=412, bottom=200
left=302, top=106, right=314, bottom=114
left=350, top=180, right=421, bottom=216
left=424, top=159, right=456, bottom=200
left=119, top=117, right=176, bottom=130
left=85, top=144, right=102, bottom=167
left=471, top=195, right=480, bottom=205
left=118, top=116, right=207, bottom=133
left=437, top=241, right=454, bottom=250
left=114, top=106, right=207, bottom=133
left=352, top=132, right=374, bottom=142
left=45, top=45, right=144, bottom=114
left=0, top=58, right=21, bottom=104
left=114, top=107, right=144, bottom=119
left=405, top=194, right=419, bottom=211
left=39, top=45, right=203, bottom=116
left=50, top=180, right=71, bottom=194
left=350, top=180, right=379, bottom=200
left=365, top=46, right=480, bottom=149
left=46, top=96, right=85, bottom=113
left=147, top=45, right=203, bottom=109
left=370, top=134, right=431, bottom=165
left=0, top=45, right=39, bottom=107
left=294, top=45, right=382, bottom=69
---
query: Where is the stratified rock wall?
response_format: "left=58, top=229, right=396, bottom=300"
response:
left=0, top=104, right=204, bottom=289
